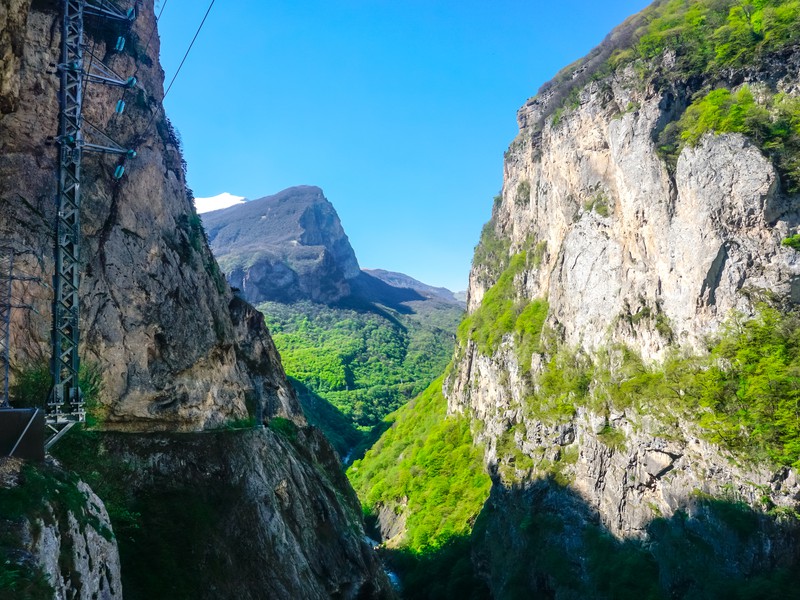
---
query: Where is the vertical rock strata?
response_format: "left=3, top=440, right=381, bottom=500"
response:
left=446, top=23, right=800, bottom=599
left=0, top=0, right=390, bottom=597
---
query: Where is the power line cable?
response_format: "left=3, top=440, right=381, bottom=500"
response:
left=135, top=0, right=216, bottom=143
left=140, top=0, right=169, bottom=64
left=163, top=0, right=214, bottom=101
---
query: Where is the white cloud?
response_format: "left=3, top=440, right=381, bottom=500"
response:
left=194, top=192, right=246, bottom=214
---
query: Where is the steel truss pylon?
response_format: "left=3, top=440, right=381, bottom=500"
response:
left=49, top=0, right=137, bottom=436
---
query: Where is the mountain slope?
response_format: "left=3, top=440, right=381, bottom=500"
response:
left=353, top=0, right=800, bottom=596
left=363, top=269, right=466, bottom=306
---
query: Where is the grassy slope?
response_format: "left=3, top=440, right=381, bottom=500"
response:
left=348, top=378, right=492, bottom=599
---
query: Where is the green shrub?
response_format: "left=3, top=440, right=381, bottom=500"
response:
left=268, top=417, right=298, bottom=441
left=539, top=0, right=800, bottom=128
left=671, top=86, right=800, bottom=191
left=584, top=192, right=611, bottom=218
left=472, top=220, right=511, bottom=280
left=458, top=251, right=549, bottom=371
left=9, top=362, right=50, bottom=409
left=0, top=561, right=53, bottom=600
left=532, top=241, right=547, bottom=269
left=782, top=234, right=800, bottom=250
left=515, top=181, right=531, bottom=206
left=597, top=424, right=627, bottom=452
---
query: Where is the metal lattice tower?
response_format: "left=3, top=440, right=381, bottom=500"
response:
left=49, top=0, right=137, bottom=437
left=0, top=251, right=14, bottom=409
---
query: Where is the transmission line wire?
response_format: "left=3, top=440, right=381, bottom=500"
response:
left=135, top=0, right=216, bottom=143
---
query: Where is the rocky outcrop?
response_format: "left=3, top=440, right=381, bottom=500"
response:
left=0, top=458, right=122, bottom=600
left=469, top=76, right=798, bottom=358
left=56, top=428, right=393, bottom=600
left=202, top=186, right=361, bottom=304
left=445, top=6, right=800, bottom=596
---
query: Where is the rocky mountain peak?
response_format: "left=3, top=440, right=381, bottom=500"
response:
left=202, top=186, right=361, bottom=304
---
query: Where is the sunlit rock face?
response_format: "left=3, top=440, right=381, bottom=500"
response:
left=446, top=21, right=800, bottom=597
left=0, top=0, right=301, bottom=430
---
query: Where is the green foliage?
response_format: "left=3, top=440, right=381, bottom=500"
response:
left=471, top=220, right=511, bottom=281
left=0, top=462, right=113, bottom=549
left=692, top=307, right=800, bottom=467
left=597, top=424, right=627, bottom=451
left=591, top=307, right=800, bottom=469
left=10, top=360, right=104, bottom=425
left=583, top=192, right=611, bottom=217
left=268, top=417, right=298, bottom=441
left=514, top=180, right=531, bottom=206
left=514, top=300, right=549, bottom=371
left=458, top=251, right=549, bottom=369
left=531, top=240, right=547, bottom=268
left=782, top=234, right=800, bottom=250
left=541, top=0, right=800, bottom=129
left=525, top=346, right=592, bottom=424
left=50, top=429, right=141, bottom=536
left=348, top=378, right=491, bottom=553
left=9, top=362, right=50, bottom=409
left=0, top=560, right=53, bottom=600
left=633, top=0, right=800, bottom=74
left=260, top=299, right=460, bottom=456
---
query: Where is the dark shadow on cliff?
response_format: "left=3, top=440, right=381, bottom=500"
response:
left=377, top=536, right=490, bottom=600
left=471, top=475, right=800, bottom=600
left=51, top=427, right=392, bottom=600
left=290, top=377, right=395, bottom=465
left=290, top=376, right=361, bottom=457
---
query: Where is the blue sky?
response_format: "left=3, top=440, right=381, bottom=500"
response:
left=157, top=0, right=651, bottom=291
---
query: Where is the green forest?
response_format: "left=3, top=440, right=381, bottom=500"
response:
left=260, top=300, right=462, bottom=457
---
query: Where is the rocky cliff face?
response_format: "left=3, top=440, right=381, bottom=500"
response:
left=0, top=0, right=300, bottom=431
left=203, top=186, right=361, bottom=304
left=51, top=428, right=393, bottom=600
left=0, top=458, right=122, bottom=600
left=0, top=1, right=390, bottom=597
left=446, top=3, right=800, bottom=595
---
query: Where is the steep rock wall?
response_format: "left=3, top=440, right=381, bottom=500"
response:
left=0, top=0, right=300, bottom=430
left=446, top=22, right=800, bottom=597
left=0, top=1, right=391, bottom=598
left=0, top=458, right=122, bottom=600
left=53, top=429, right=393, bottom=600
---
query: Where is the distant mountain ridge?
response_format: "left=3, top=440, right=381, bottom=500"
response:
left=201, top=185, right=465, bottom=458
left=203, top=186, right=360, bottom=304
left=363, top=269, right=465, bottom=307
left=201, top=185, right=463, bottom=307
